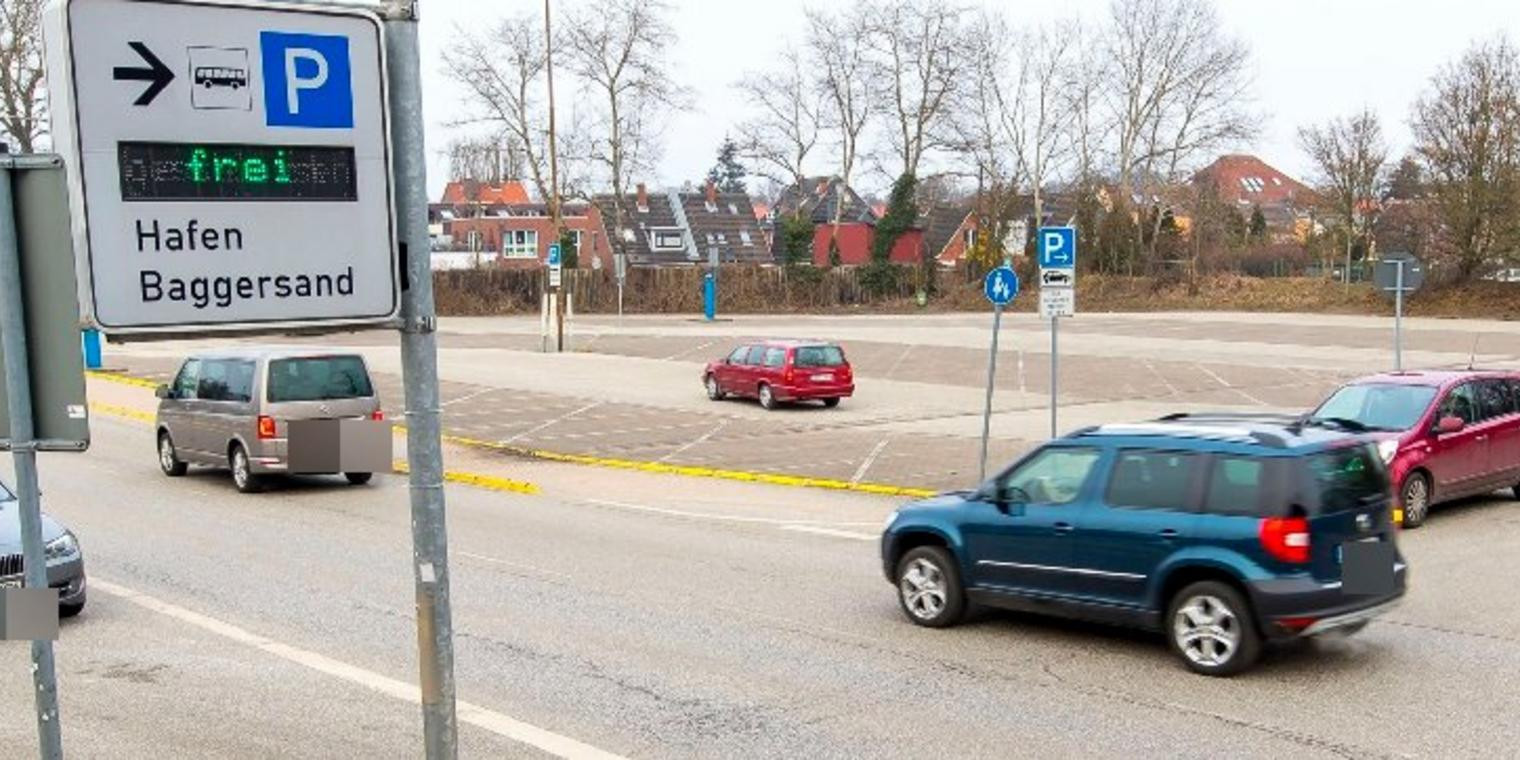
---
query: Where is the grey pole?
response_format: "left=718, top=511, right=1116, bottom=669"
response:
left=383, top=2, right=458, bottom=757
left=0, top=160, right=64, bottom=759
left=1394, top=261, right=1404, bottom=371
left=1050, top=315, right=1058, bottom=439
left=978, top=304, right=1003, bottom=483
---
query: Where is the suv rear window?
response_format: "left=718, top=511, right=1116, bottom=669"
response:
left=266, top=356, right=374, bottom=402
left=795, top=346, right=844, bottom=367
left=1301, top=444, right=1389, bottom=514
left=1202, top=457, right=1285, bottom=516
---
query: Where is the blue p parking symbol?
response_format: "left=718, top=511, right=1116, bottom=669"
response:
left=260, top=31, right=353, bottom=128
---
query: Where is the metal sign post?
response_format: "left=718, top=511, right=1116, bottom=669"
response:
left=1375, top=251, right=1424, bottom=372
left=979, top=266, right=1019, bottom=482
left=0, top=155, right=65, bottom=760
left=1038, top=227, right=1077, bottom=439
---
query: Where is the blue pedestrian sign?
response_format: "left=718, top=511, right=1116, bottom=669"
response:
left=1038, top=227, right=1077, bottom=269
left=983, top=266, right=1019, bottom=306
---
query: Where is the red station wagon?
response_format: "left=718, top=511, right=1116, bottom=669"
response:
left=1308, top=369, right=1520, bottom=528
left=704, top=341, right=855, bottom=410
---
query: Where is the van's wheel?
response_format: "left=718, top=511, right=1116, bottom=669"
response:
left=894, top=546, right=966, bottom=628
left=758, top=383, right=777, bottom=410
left=1167, top=581, right=1261, bottom=677
left=705, top=374, right=725, bottom=400
left=822, top=397, right=840, bottom=408
left=60, top=601, right=84, bottom=618
left=1401, top=472, right=1431, bottom=529
left=345, top=472, right=373, bottom=486
left=230, top=444, right=264, bottom=494
left=158, top=432, right=187, bottom=477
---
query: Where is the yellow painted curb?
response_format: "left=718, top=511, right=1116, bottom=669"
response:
left=87, top=370, right=160, bottom=389
left=410, top=427, right=937, bottom=499
left=88, top=369, right=934, bottom=500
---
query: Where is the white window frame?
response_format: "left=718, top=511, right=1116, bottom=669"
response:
left=502, top=229, right=538, bottom=259
left=739, top=229, right=752, bottom=246
left=651, top=229, right=685, bottom=251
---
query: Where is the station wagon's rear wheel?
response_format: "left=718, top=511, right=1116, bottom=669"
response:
left=230, top=444, right=264, bottom=494
left=822, top=397, right=840, bottom=409
left=705, top=374, right=725, bottom=401
left=1167, top=581, right=1260, bottom=677
left=758, top=383, right=777, bottom=411
left=895, top=546, right=966, bottom=628
left=1401, top=472, right=1431, bottom=529
left=158, top=432, right=187, bottom=477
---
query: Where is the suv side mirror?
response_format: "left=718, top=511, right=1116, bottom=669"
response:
left=155, top=384, right=173, bottom=400
left=1436, top=415, right=1465, bottom=434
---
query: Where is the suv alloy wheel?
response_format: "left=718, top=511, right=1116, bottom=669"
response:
left=895, top=547, right=966, bottom=628
left=1167, top=581, right=1262, bottom=676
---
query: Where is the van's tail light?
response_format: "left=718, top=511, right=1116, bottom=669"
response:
left=1259, top=517, right=1311, bottom=563
left=257, top=415, right=277, bottom=440
left=371, top=410, right=385, bottom=421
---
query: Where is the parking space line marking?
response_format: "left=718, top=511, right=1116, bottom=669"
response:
left=1017, top=349, right=1026, bottom=393
left=1144, top=361, right=1182, bottom=397
left=659, top=419, right=729, bottom=462
left=778, top=525, right=877, bottom=541
left=851, top=439, right=891, bottom=484
left=458, top=551, right=575, bottom=581
left=884, top=345, right=914, bottom=378
left=441, top=387, right=501, bottom=408
left=584, top=498, right=880, bottom=527
left=92, top=579, right=628, bottom=760
left=506, top=401, right=605, bottom=443
left=1195, top=364, right=1269, bottom=406
left=662, top=339, right=714, bottom=361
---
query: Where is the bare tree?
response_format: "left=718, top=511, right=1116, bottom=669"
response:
left=565, top=0, right=687, bottom=260
left=1412, top=36, right=1520, bottom=281
left=0, top=0, right=45, bottom=152
left=868, top=0, right=969, bottom=181
left=733, top=46, right=823, bottom=192
left=807, top=5, right=874, bottom=241
left=1299, top=109, right=1388, bottom=286
left=444, top=135, right=524, bottom=186
left=443, top=15, right=554, bottom=202
left=1103, top=0, right=1254, bottom=266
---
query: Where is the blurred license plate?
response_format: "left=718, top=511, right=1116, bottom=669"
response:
left=0, top=576, right=22, bottom=589
left=811, top=373, right=833, bottom=382
left=1340, top=540, right=1395, bottom=595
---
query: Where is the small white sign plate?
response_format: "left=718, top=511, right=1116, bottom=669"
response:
left=1040, top=287, right=1075, bottom=319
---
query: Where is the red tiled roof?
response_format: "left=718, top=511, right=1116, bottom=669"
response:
left=441, top=180, right=531, bottom=205
left=1192, top=155, right=1313, bottom=208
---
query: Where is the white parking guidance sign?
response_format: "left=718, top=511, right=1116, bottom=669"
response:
left=43, top=0, right=398, bottom=334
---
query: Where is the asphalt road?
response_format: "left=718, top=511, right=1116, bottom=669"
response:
left=6, top=408, right=1520, bottom=758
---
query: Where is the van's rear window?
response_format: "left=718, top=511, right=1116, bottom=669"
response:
left=266, top=356, right=373, bottom=402
left=794, top=346, right=845, bottom=367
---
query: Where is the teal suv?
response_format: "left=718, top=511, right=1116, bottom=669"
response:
left=881, top=415, right=1406, bottom=676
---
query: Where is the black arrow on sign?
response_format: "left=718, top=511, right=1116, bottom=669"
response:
left=113, top=41, right=174, bottom=106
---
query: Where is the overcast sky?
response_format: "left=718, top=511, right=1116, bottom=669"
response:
left=416, top=0, right=1520, bottom=199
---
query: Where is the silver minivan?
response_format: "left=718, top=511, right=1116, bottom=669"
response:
left=155, top=348, right=383, bottom=493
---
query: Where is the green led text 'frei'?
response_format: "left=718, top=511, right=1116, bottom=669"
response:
left=186, top=147, right=293, bottom=184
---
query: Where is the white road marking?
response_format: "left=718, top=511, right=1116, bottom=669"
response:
left=1017, top=349, right=1027, bottom=393
left=1144, top=361, right=1182, bottom=397
left=778, top=525, right=877, bottom=541
left=92, top=579, right=627, bottom=760
left=584, top=498, right=879, bottom=527
left=662, top=339, right=715, bottom=361
left=850, top=439, right=891, bottom=484
left=506, top=401, right=605, bottom=443
left=659, top=419, right=730, bottom=462
left=458, top=551, right=575, bottom=581
left=440, top=387, right=501, bottom=408
left=884, top=345, right=915, bottom=378
left=1195, top=363, right=1268, bottom=406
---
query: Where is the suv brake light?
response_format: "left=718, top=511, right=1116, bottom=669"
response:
left=257, top=415, right=277, bottom=440
left=1258, top=516, right=1310, bottom=563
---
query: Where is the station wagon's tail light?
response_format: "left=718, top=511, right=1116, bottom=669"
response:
left=1259, top=516, right=1311, bottom=563
left=784, top=366, right=795, bottom=383
left=257, top=415, right=277, bottom=440
left=371, top=410, right=384, bottom=421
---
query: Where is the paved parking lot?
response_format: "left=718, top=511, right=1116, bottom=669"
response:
left=100, top=311, right=1520, bottom=491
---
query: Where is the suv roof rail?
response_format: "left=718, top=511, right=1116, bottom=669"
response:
left=1156, top=411, right=1303, bottom=425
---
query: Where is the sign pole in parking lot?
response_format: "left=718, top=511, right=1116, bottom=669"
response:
left=43, top=0, right=459, bottom=755
left=979, top=265, right=1019, bottom=482
left=1375, top=252, right=1423, bottom=372
left=1038, top=227, right=1076, bottom=439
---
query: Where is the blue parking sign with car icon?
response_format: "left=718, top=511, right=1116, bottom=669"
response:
left=260, top=31, right=353, bottom=128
